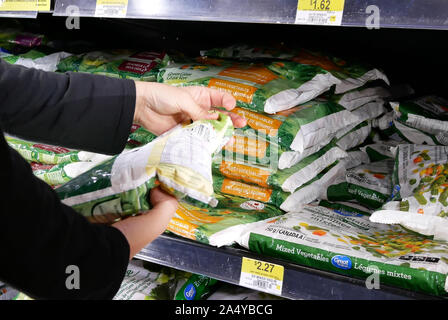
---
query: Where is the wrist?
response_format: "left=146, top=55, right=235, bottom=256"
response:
left=133, top=81, right=148, bottom=125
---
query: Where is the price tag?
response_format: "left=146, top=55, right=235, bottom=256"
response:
left=95, top=0, right=128, bottom=17
left=38, top=0, right=50, bottom=11
left=0, top=0, right=38, bottom=11
left=239, top=257, right=284, bottom=296
left=295, top=0, right=345, bottom=26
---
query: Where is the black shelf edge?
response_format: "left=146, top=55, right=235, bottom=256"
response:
left=135, top=233, right=443, bottom=300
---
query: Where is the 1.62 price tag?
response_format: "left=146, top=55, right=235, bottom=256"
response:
left=239, top=257, right=284, bottom=296
left=296, top=0, right=345, bottom=26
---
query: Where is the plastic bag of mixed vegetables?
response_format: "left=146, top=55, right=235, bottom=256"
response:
left=57, top=50, right=169, bottom=81
left=157, top=59, right=339, bottom=114
left=0, top=29, right=46, bottom=48
left=166, top=193, right=284, bottom=246
left=114, top=260, right=218, bottom=300
left=6, top=136, right=112, bottom=165
left=279, top=161, right=346, bottom=212
left=336, top=121, right=372, bottom=151
left=390, top=96, right=448, bottom=146
left=56, top=114, right=234, bottom=223
left=213, top=141, right=347, bottom=193
left=370, top=144, right=448, bottom=241
left=236, top=205, right=448, bottom=297
left=1, top=49, right=71, bottom=72
left=229, top=100, right=358, bottom=152
left=328, top=85, right=391, bottom=111
left=360, top=140, right=400, bottom=162
left=200, top=46, right=389, bottom=94
left=30, top=161, right=101, bottom=186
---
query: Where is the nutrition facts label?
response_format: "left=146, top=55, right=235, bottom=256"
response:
left=295, top=0, right=345, bottom=26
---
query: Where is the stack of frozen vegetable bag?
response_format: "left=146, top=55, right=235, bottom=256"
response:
left=3, top=31, right=448, bottom=298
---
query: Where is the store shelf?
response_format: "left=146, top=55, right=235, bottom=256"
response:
left=135, top=233, right=442, bottom=300
left=52, top=0, right=448, bottom=30
left=0, top=11, right=37, bottom=18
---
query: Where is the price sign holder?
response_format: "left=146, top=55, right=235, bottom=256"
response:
left=239, top=257, right=284, bottom=296
left=295, top=0, right=345, bottom=26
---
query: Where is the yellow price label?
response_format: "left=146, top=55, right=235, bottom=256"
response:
left=0, top=0, right=38, bottom=11
left=37, top=0, right=50, bottom=11
left=298, top=0, right=345, bottom=12
left=95, top=0, right=128, bottom=17
left=240, top=257, right=284, bottom=295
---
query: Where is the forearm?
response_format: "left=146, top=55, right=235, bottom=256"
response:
left=112, top=199, right=178, bottom=259
left=0, top=60, right=136, bottom=155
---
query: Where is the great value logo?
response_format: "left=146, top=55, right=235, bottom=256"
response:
left=331, top=255, right=352, bottom=270
left=184, top=284, right=196, bottom=300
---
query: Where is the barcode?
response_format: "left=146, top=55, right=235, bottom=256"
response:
left=307, top=13, right=329, bottom=24
left=253, top=279, right=272, bottom=289
left=103, top=7, right=124, bottom=15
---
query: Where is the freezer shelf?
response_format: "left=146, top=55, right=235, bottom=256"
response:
left=52, top=0, right=448, bottom=30
left=0, top=11, right=37, bottom=18
left=135, top=233, right=441, bottom=300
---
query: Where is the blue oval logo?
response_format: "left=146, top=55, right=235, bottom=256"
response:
left=184, top=284, right=196, bottom=300
left=334, top=209, right=362, bottom=217
left=331, top=255, right=352, bottom=270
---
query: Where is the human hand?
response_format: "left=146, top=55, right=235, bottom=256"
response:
left=133, top=82, right=247, bottom=135
left=112, top=187, right=178, bottom=259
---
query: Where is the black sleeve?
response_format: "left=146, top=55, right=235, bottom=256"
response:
left=0, top=135, right=130, bottom=300
left=0, top=59, right=136, bottom=155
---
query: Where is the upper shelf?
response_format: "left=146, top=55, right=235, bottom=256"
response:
left=49, top=0, right=448, bottom=30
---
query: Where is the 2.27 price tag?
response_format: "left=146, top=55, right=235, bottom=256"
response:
left=295, top=0, right=345, bottom=26
left=95, top=0, right=128, bottom=17
left=239, top=257, right=284, bottom=296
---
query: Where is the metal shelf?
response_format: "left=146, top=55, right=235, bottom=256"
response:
left=51, top=0, right=448, bottom=30
left=0, top=11, right=37, bottom=18
left=135, top=233, right=442, bottom=300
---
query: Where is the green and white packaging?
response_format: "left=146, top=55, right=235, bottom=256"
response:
left=370, top=144, right=448, bottom=240
left=113, top=260, right=218, bottom=300
left=339, top=150, right=370, bottom=170
left=57, top=50, right=169, bottom=81
left=330, top=86, right=391, bottom=111
left=6, top=136, right=112, bottom=165
left=236, top=205, right=448, bottom=297
left=336, top=121, right=372, bottom=151
left=391, top=96, right=448, bottom=145
left=360, top=140, right=400, bottom=162
left=345, top=159, right=394, bottom=209
left=317, top=200, right=373, bottom=216
left=279, top=161, right=346, bottom=212
left=31, top=161, right=102, bottom=186
left=56, top=114, right=234, bottom=222
left=213, top=141, right=347, bottom=193
left=167, top=193, right=284, bottom=246
left=1, top=49, right=71, bottom=72
left=158, top=59, right=339, bottom=114
left=200, top=46, right=390, bottom=94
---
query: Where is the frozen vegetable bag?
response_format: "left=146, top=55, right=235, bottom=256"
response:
left=201, top=46, right=389, bottom=94
left=391, top=96, right=448, bottom=145
left=157, top=60, right=340, bottom=114
left=57, top=50, right=169, bottom=81
left=56, top=114, right=234, bottom=222
left=230, top=101, right=358, bottom=153
left=237, top=205, right=448, bottom=296
left=370, top=144, right=448, bottom=240
left=166, top=193, right=284, bottom=246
